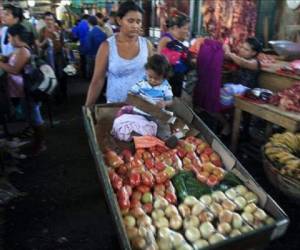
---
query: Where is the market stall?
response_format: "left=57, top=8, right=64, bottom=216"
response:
left=83, top=95, right=289, bottom=250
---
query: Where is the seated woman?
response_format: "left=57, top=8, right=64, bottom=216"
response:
left=220, top=37, right=263, bottom=136
left=0, top=24, right=46, bottom=156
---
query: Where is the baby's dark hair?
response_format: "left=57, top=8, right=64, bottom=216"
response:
left=166, top=13, right=190, bottom=29
left=246, top=37, right=263, bottom=54
left=145, top=54, right=172, bottom=78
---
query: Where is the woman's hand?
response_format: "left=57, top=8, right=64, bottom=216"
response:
left=156, top=101, right=166, bottom=109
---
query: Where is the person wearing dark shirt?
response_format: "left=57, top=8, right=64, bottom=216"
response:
left=86, top=16, right=107, bottom=79
left=72, top=14, right=89, bottom=78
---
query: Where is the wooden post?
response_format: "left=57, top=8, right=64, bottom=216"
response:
left=231, top=108, right=242, bottom=153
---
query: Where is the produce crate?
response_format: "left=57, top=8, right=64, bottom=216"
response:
left=83, top=99, right=289, bottom=250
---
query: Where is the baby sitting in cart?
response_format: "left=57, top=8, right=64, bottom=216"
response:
left=130, top=54, right=173, bottom=109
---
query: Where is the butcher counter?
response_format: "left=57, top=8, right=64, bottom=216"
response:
left=259, top=60, right=300, bottom=91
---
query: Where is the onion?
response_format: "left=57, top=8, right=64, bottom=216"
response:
left=265, top=216, right=276, bottom=225
left=178, top=204, right=191, bottom=218
left=185, top=227, right=201, bottom=242
left=219, top=210, right=233, bottom=223
left=217, top=222, right=232, bottom=235
left=130, top=207, right=145, bottom=218
left=209, top=202, right=223, bottom=216
left=126, top=227, right=138, bottom=239
left=184, top=196, right=199, bottom=207
left=199, top=210, right=214, bottom=223
left=138, top=224, right=156, bottom=237
left=151, top=209, right=165, bottom=220
left=132, top=236, right=147, bottom=249
left=230, top=229, right=242, bottom=237
left=232, top=213, right=243, bottom=229
left=165, top=204, right=179, bottom=218
left=177, top=243, right=193, bottom=250
left=244, top=203, right=257, bottom=214
left=225, top=188, right=238, bottom=200
left=154, top=196, right=169, bottom=209
left=234, top=196, right=247, bottom=210
left=222, top=199, right=237, bottom=211
left=170, top=215, right=183, bottom=230
left=212, top=191, right=227, bottom=202
left=154, top=216, right=169, bottom=228
left=172, top=232, right=185, bottom=247
left=235, top=185, right=248, bottom=195
left=209, top=233, right=226, bottom=244
left=158, top=227, right=170, bottom=240
left=123, top=215, right=136, bottom=228
left=240, top=224, right=254, bottom=233
left=241, top=212, right=254, bottom=224
left=254, top=208, right=267, bottom=221
left=157, top=238, right=172, bottom=250
left=200, top=194, right=212, bottom=205
left=191, top=202, right=205, bottom=216
left=244, top=192, right=258, bottom=204
left=193, top=239, right=209, bottom=249
left=137, top=215, right=152, bottom=227
left=183, top=215, right=200, bottom=229
left=200, top=222, right=215, bottom=239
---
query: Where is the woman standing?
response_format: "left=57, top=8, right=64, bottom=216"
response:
left=0, top=24, right=46, bottom=155
left=85, top=1, right=153, bottom=106
left=157, top=13, right=190, bottom=97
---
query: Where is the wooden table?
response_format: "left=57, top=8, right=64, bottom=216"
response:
left=259, top=60, right=300, bottom=91
left=231, top=96, right=300, bottom=152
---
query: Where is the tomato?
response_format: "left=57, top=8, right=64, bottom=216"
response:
left=141, top=171, right=154, bottom=187
left=155, top=162, right=166, bottom=171
left=186, top=152, right=197, bottom=160
left=165, top=192, right=177, bottom=204
left=212, top=167, right=225, bottom=180
left=206, top=175, right=219, bottom=187
left=117, top=186, right=130, bottom=210
left=109, top=171, right=123, bottom=191
left=124, top=185, right=132, bottom=197
left=177, top=148, right=187, bottom=159
left=196, top=143, right=209, bottom=155
left=129, top=172, right=141, bottom=187
left=121, top=149, right=133, bottom=163
left=200, top=153, right=210, bottom=163
left=203, top=147, right=213, bottom=156
left=154, top=184, right=165, bottom=193
left=196, top=171, right=210, bottom=183
left=156, top=145, right=168, bottom=153
left=137, top=185, right=151, bottom=193
left=142, top=151, right=152, bottom=160
left=153, top=191, right=165, bottom=198
left=142, top=203, right=153, bottom=214
left=116, top=164, right=128, bottom=176
left=144, top=158, right=155, bottom=169
left=105, top=150, right=124, bottom=168
left=131, top=191, right=142, bottom=201
left=130, top=199, right=142, bottom=209
left=131, top=158, right=144, bottom=169
left=155, top=171, right=169, bottom=184
left=202, top=162, right=215, bottom=173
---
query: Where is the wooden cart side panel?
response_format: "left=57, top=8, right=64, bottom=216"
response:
left=82, top=107, right=132, bottom=250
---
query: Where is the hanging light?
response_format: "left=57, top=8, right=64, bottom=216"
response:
left=27, top=0, right=35, bottom=7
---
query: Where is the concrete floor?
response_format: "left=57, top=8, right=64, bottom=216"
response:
left=2, top=79, right=299, bottom=250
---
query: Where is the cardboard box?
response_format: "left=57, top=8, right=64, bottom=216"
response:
left=83, top=99, right=289, bottom=250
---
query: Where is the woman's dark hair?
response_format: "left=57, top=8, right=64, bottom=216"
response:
left=44, top=11, right=55, bottom=19
left=166, top=13, right=190, bottom=29
left=7, top=24, right=33, bottom=45
left=145, top=54, right=172, bottom=78
left=246, top=37, right=263, bottom=54
left=88, top=16, right=98, bottom=26
left=96, top=12, right=104, bottom=19
left=4, top=4, right=24, bottom=22
left=117, top=1, right=144, bottom=19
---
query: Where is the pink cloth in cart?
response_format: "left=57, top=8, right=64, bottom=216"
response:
left=111, top=114, right=157, bottom=142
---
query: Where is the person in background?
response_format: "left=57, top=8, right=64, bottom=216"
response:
left=130, top=54, right=173, bottom=108
left=85, top=1, right=153, bottom=106
left=157, top=13, right=190, bottom=98
left=72, top=14, right=89, bottom=78
left=218, top=37, right=263, bottom=137
left=86, top=15, right=107, bottom=79
left=108, top=11, right=119, bottom=33
left=39, top=12, right=66, bottom=99
left=96, top=12, right=113, bottom=37
left=0, top=24, right=46, bottom=155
